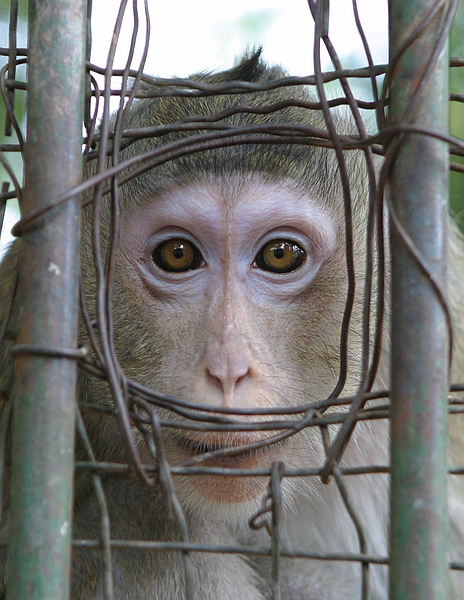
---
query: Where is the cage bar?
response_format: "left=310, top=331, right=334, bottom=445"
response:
left=6, top=1, right=86, bottom=598
left=389, top=1, right=450, bottom=599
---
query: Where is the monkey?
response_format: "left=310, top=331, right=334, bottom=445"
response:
left=0, top=51, right=464, bottom=600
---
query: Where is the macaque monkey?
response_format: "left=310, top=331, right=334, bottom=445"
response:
left=1, top=52, right=464, bottom=600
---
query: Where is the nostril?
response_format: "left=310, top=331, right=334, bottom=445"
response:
left=206, top=353, right=252, bottom=395
left=234, top=367, right=251, bottom=387
left=206, top=368, right=224, bottom=390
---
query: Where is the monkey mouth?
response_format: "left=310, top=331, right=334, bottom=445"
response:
left=170, top=432, right=280, bottom=503
left=172, top=432, right=280, bottom=467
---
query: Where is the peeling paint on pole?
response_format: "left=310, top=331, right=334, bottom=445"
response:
left=7, top=1, right=86, bottom=598
left=389, top=2, right=451, bottom=599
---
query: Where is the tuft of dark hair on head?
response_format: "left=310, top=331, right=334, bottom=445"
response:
left=227, top=48, right=265, bottom=82
left=193, top=48, right=286, bottom=85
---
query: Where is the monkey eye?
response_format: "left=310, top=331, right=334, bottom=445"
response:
left=254, top=239, right=306, bottom=273
left=152, top=238, right=204, bottom=272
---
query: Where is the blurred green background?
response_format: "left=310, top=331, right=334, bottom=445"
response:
left=450, top=0, right=464, bottom=227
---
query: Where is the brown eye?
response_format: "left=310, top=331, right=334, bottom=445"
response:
left=152, top=239, right=203, bottom=272
left=255, top=239, right=306, bottom=273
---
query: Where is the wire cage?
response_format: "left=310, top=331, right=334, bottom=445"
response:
left=0, top=1, right=463, bottom=599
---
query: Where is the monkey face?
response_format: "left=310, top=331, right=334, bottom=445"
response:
left=110, top=173, right=348, bottom=509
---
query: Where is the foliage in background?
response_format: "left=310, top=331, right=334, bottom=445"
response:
left=450, top=0, right=464, bottom=227
left=0, top=0, right=26, bottom=195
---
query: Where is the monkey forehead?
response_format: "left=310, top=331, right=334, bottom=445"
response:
left=121, top=176, right=338, bottom=256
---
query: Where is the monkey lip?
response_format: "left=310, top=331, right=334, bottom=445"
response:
left=172, top=432, right=280, bottom=467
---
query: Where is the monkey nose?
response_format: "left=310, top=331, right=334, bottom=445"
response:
left=205, top=347, right=253, bottom=404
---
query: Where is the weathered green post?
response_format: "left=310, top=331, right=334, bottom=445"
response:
left=389, top=1, right=451, bottom=599
left=7, top=1, right=86, bottom=598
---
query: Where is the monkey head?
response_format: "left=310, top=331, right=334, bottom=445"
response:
left=80, top=52, right=371, bottom=519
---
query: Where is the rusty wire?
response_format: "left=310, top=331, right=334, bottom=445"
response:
left=0, top=0, right=464, bottom=599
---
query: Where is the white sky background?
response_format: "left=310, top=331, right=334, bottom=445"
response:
left=0, top=0, right=388, bottom=253
left=90, top=0, right=388, bottom=77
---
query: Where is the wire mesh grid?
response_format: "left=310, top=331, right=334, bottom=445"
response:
left=0, top=1, right=464, bottom=599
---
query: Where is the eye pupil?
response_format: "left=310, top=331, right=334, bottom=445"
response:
left=152, top=238, right=203, bottom=272
left=255, top=239, right=306, bottom=274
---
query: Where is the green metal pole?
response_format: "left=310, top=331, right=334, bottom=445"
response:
left=7, top=1, right=86, bottom=599
left=389, top=2, right=450, bottom=600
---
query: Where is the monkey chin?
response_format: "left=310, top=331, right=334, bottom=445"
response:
left=166, top=434, right=286, bottom=514
left=187, top=472, right=269, bottom=506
